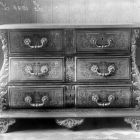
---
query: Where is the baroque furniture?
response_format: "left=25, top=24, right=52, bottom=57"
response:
left=0, top=24, right=140, bottom=133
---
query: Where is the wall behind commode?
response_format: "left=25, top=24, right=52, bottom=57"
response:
left=0, top=0, right=140, bottom=24
left=0, top=0, right=140, bottom=69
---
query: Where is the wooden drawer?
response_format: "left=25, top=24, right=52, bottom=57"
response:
left=8, top=86, right=64, bottom=108
left=76, top=86, right=131, bottom=108
left=76, top=29, right=131, bottom=53
left=9, top=30, right=63, bottom=54
left=76, top=57, right=130, bottom=82
left=9, top=57, right=64, bottom=82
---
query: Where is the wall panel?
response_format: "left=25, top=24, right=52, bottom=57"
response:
left=133, top=0, right=140, bottom=23
left=52, top=0, right=68, bottom=23
left=85, top=0, right=133, bottom=24
left=69, top=0, right=85, bottom=24
left=0, top=0, right=5, bottom=24
left=20, top=0, right=37, bottom=23
left=4, top=0, right=20, bottom=23
left=0, top=0, right=140, bottom=24
left=36, top=0, right=52, bottom=23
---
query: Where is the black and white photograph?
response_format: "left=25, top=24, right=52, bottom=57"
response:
left=0, top=0, right=140, bottom=140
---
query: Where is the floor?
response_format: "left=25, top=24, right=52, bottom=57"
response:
left=0, top=118, right=140, bottom=140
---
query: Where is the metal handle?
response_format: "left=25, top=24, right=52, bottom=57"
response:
left=24, top=65, right=48, bottom=77
left=25, top=96, right=48, bottom=107
left=91, top=64, right=115, bottom=77
left=92, top=39, right=112, bottom=48
left=24, top=37, right=47, bottom=48
left=92, top=94, right=115, bottom=107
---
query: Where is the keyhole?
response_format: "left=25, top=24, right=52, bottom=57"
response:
left=102, top=37, right=104, bottom=40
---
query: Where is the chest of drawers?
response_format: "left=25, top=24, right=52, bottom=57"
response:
left=0, top=24, right=140, bottom=133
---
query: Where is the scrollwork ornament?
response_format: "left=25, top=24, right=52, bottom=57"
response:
left=0, top=119, right=16, bottom=133
left=124, top=117, right=140, bottom=131
left=0, top=32, right=8, bottom=111
left=0, top=90, right=8, bottom=110
left=56, top=118, right=84, bottom=129
left=66, top=57, right=75, bottom=82
left=65, top=86, right=75, bottom=107
left=131, top=29, right=140, bottom=108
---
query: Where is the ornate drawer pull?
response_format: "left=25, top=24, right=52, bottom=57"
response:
left=92, top=94, right=115, bottom=107
left=24, top=96, right=48, bottom=107
left=24, top=64, right=48, bottom=77
left=91, top=64, right=115, bottom=77
left=91, top=39, right=112, bottom=48
left=24, top=37, right=47, bottom=48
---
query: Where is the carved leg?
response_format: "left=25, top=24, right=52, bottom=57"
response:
left=124, top=117, right=140, bottom=131
left=56, top=118, right=84, bottom=129
left=0, top=118, right=16, bottom=133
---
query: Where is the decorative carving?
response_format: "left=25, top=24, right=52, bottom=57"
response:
left=56, top=118, right=84, bottom=129
left=131, top=29, right=140, bottom=109
left=124, top=117, right=140, bottom=131
left=0, top=32, right=9, bottom=111
left=66, top=57, right=75, bottom=82
left=0, top=119, right=16, bottom=133
left=24, top=37, right=47, bottom=48
left=0, top=90, right=8, bottom=110
left=91, top=64, right=116, bottom=77
left=64, top=86, right=75, bottom=107
left=64, top=30, right=76, bottom=54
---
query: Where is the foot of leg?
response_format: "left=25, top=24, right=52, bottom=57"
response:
left=56, top=118, right=84, bottom=129
left=0, top=118, right=16, bottom=133
left=124, top=117, right=140, bottom=132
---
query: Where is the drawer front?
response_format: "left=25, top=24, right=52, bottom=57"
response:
left=76, top=57, right=130, bottom=81
left=9, top=30, right=63, bottom=53
left=8, top=86, right=64, bottom=108
left=9, top=57, right=64, bottom=82
left=76, top=29, right=131, bottom=52
left=76, top=86, right=131, bottom=108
